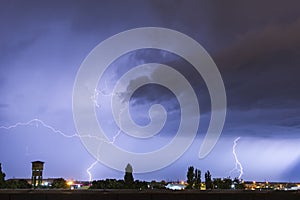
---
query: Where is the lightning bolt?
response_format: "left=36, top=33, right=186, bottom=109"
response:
left=93, top=84, right=126, bottom=145
left=91, top=89, right=100, bottom=108
left=90, top=78, right=114, bottom=108
left=85, top=84, right=130, bottom=182
left=86, top=160, right=98, bottom=182
left=0, top=117, right=122, bottom=181
left=0, top=85, right=123, bottom=181
left=0, top=118, right=79, bottom=138
left=230, top=137, right=244, bottom=180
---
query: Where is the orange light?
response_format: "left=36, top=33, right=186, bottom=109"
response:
left=180, top=181, right=184, bottom=185
left=67, top=180, right=73, bottom=186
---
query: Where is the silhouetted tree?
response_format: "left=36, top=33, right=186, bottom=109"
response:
left=0, top=164, right=5, bottom=188
left=5, top=179, right=31, bottom=189
left=233, top=178, right=245, bottom=189
left=222, top=178, right=233, bottom=189
left=150, top=180, right=165, bottom=189
left=194, top=169, right=201, bottom=189
left=186, top=166, right=195, bottom=189
left=205, top=170, right=213, bottom=189
left=134, top=180, right=148, bottom=189
left=89, top=178, right=149, bottom=189
left=124, top=163, right=134, bottom=188
left=213, top=178, right=223, bottom=189
left=106, top=179, right=125, bottom=189
left=90, top=179, right=124, bottom=189
left=213, top=177, right=233, bottom=189
left=51, top=178, right=68, bottom=189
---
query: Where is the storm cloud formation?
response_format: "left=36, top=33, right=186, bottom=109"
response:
left=0, top=0, right=300, bottom=181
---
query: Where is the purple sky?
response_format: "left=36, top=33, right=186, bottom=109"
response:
left=1, top=0, right=300, bottom=182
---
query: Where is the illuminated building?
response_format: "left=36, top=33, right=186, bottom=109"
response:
left=165, top=183, right=186, bottom=190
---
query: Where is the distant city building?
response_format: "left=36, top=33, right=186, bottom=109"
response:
left=31, top=161, right=44, bottom=188
left=243, top=181, right=300, bottom=191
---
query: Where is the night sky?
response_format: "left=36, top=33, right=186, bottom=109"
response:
left=0, top=0, right=300, bottom=182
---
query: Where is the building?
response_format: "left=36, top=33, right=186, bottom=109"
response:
left=165, top=183, right=186, bottom=190
left=31, top=161, right=44, bottom=188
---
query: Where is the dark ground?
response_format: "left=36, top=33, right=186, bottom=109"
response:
left=0, top=189, right=299, bottom=200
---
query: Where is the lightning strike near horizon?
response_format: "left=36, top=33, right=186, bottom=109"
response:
left=1, top=84, right=127, bottom=181
left=230, top=137, right=244, bottom=180
left=86, top=160, right=99, bottom=182
left=0, top=117, right=122, bottom=181
left=1, top=81, right=124, bottom=181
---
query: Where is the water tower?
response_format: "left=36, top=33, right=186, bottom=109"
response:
left=31, top=161, right=44, bottom=188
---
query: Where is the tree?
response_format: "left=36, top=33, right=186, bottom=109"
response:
left=150, top=180, right=165, bottom=189
left=233, top=178, right=245, bottom=189
left=90, top=179, right=124, bottom=189
left=124, top=163, right=134, bottom=188
left=186, top=166, right=194, bottom=189
left=222, top=178, right=233, bottom=189
left=5, top=179, right=31, bottom=189
left=18, top=179, right=31, bottom=188
left=51, top=178, right=68, bottom=189
left=213, top=178, right=222, bottom=189
left=213, top=177, right=233, bottom=189
left=134, top=180, right=148, bottom=190
left=194, top=169, right=201, bottom=189
left=205, top=170, right=213, bottom=189
left=0, top=163, right=6, bottom=189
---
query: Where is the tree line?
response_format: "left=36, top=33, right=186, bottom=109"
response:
left=0, top=163, right=69, bottom=189
left=91, top=163, right=164, bottom=189
left=0, top=163, right=31, bottom=189
left=186, top=166, right=245, bottom=189
left=0, top=162, right=245, bottom=190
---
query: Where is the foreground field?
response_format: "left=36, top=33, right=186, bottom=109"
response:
left=0, top=189, right=299, bottom=200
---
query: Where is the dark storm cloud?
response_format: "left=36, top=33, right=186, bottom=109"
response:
left=0, top=33, right=43, bottom=65
left=107, top=1, right=300, bottom=138
left=117, top=17, right=300, bottom=116
left=1, top=0, right=300, bottom=181
left=112, top=49, right=211, bottom=114
left=0, top=0, right=72, bottom=65
left=216, top=17, right=300, bottom=111
left=217, top=18, right=300, bottom=70
left=147, top=0, right=300, bottom=51
left=280, top=120, right=300, bottom=129
left=92, top=0, right=300, bottom=114
left=68, top=0, right=162, bottom=36
left=0, top=0, right=73, bottom=29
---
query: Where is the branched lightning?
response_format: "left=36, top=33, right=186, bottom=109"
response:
left=85, top=84, right=127, bottom=181
left=230, top=137, right=244, bottom=179
left=92, top=83, right=125, bottom=144
left=0, top=118, right=79, bottom=138
left=0, top=117, right=121, bottom=181
left=0, top=84, right=124, bottom=181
